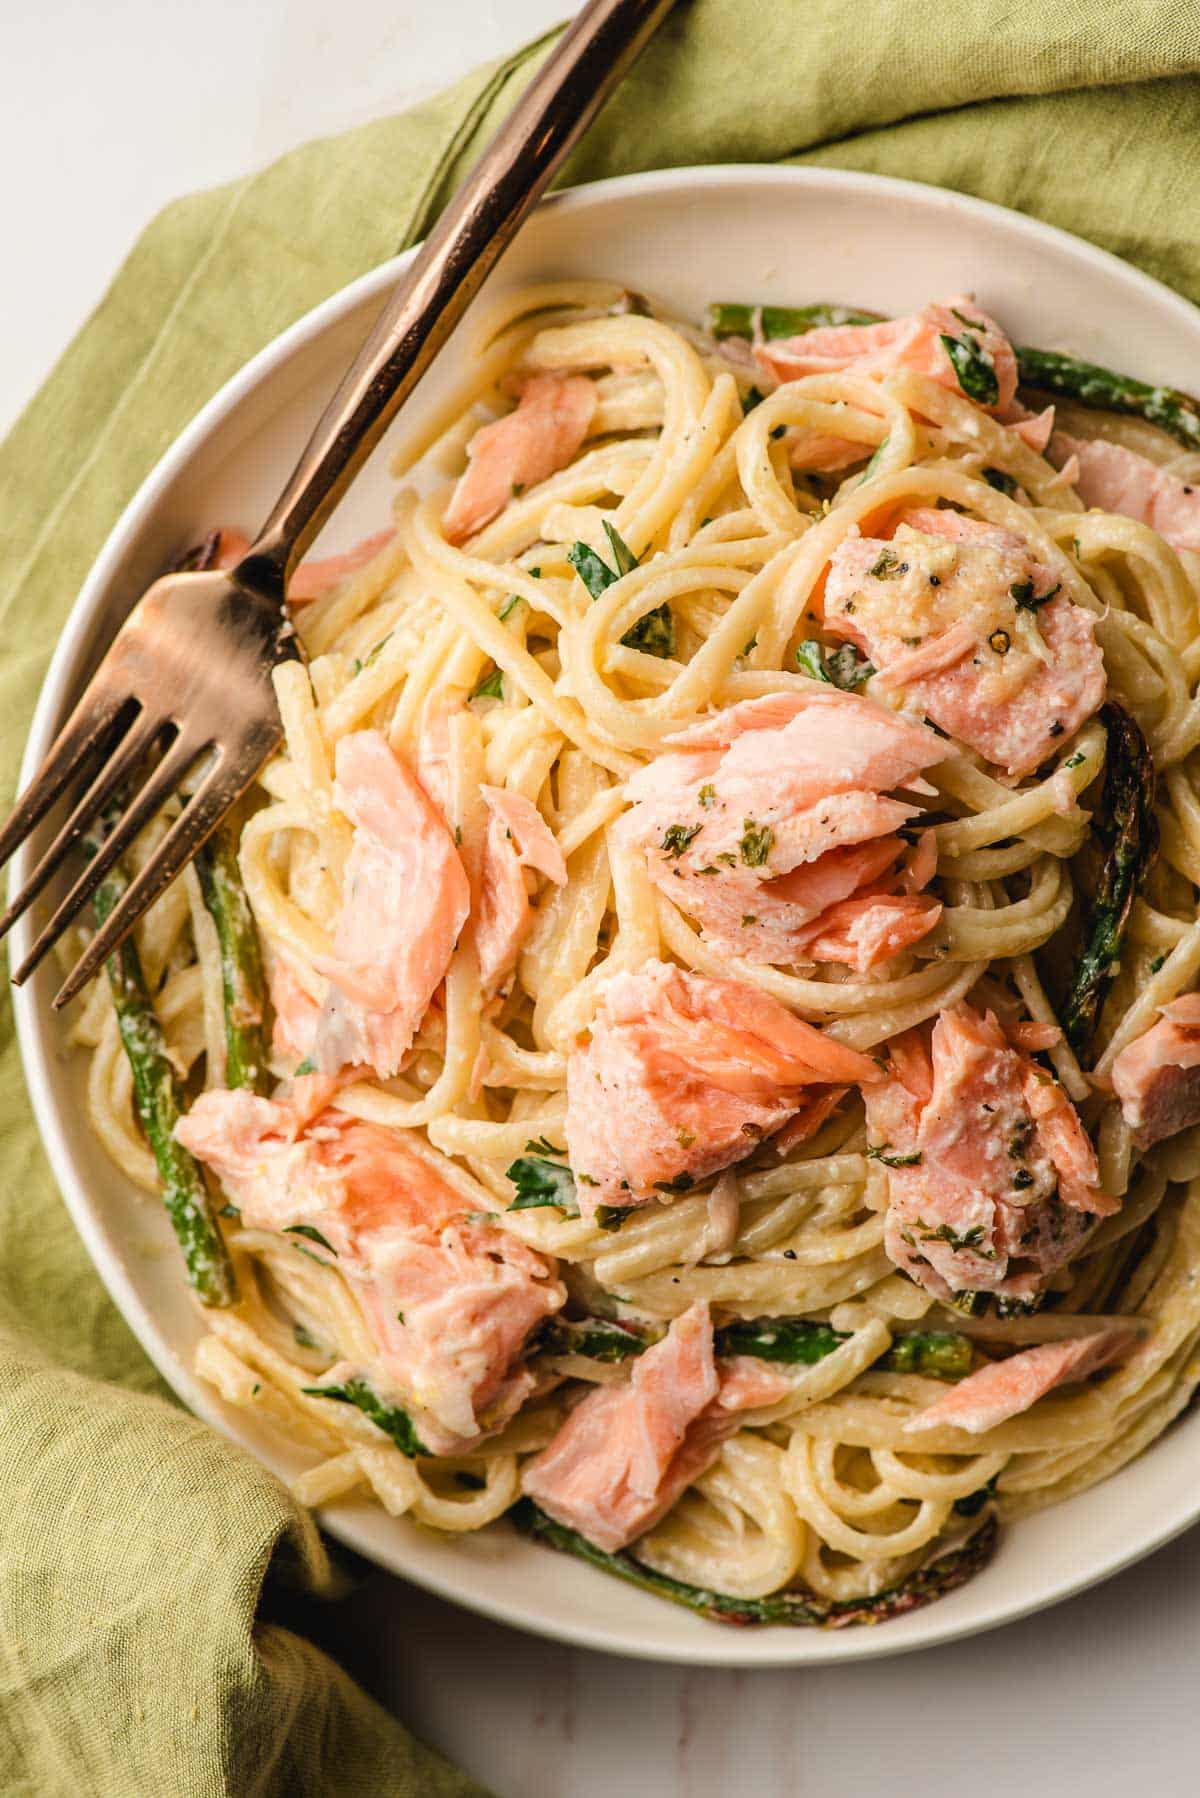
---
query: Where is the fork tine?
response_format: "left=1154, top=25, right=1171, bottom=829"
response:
left=51, top=749, right=258, bottom=1010
left=11, top=731, right=208, bottom=988
left=0, top=686, right=134, bottom=873
left=0, top=713, right=173, bottom=943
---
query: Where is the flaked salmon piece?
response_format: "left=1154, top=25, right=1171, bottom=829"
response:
left=522, top=1303, right=791, bottom=1552
left=213, top=528, right=251, bottom=569
left=1111, top=994, right=1200, bottom=1148
left=903, top=1329, right=1135, bottom=1436
left=755, top=297, right=1018, bottom=416
left=763, top=1086, right=848, bottom=1158
left=267, top=951, right=362, bottom=1124
left=1053, top=434, right=1200, bottom=552
left=657, top=690, right=946, bottom=805
left=442, top=373, right=596, bottom=545
left=565, top=959, right=879, bottom=1212
left=796, top=891, right=944, bottom=973
left=175, top=1092, right=464, bottom=1244
left=288, top=529, right=397, bottom=603
left=415, top=687, right=466, bottom=820
left=357, top=1219, right=563, bottom=1442
left=476, top=786, right=568, bottom=996
left=176, top=1091, right=562, bottom=1445
left=824, top=514, right=1105, bottom=777
left=620, top=690, right=945, bottom=968
left=868, top=1003, right=1109, bottom=1305
left=1021, top=1060, right=1115, bottom=1215
left=1006, top=404, right=1055, bottom=455
left=1003, top=1019, right=1063, bottom=1053
left=312, top=731, right=470, bottom=1078
left=788, top=432, right=869, bottom=472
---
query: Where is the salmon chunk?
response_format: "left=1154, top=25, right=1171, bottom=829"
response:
left=522, top=1303, right=792, bottom=1552
left=618, top=690, right=945, bottom=971
left=903, top=1329, right=1135, bottom=1436
left=311, top=730, right=470, bottom=1078
left=824, top=510, right=1105, bottom=777
left=868, top=1003, right=1112, bottom=1306
left=565, top=959, right=880, bottom=1214
left=1111, top=994, right=1200, bottom=1148
left=176, top=1091, right=562, bottom=1447
left=289, top=529, right=396, bottom=602
left=442, top=373, right=596, bottom=545
left=1055, top=435, right=1200, bottom=553
left=755, top=297, right=1018, bottom=416
left=476, top=786, right=567, bottom=996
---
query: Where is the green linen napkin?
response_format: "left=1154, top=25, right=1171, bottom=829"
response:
left=2, top=2, right=1200, bottom=1791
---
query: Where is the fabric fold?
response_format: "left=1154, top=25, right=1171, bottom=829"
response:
left=2, top=2, right=1200, bottom=1789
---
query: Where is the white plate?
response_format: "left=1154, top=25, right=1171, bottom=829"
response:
left=13, top=166, right=1200, bottom=1667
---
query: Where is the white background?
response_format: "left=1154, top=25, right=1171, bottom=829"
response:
left=4, top=4, right=1200, bottom=1793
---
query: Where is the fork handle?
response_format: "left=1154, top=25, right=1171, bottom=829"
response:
left=240, top=0, right=678, bottom=595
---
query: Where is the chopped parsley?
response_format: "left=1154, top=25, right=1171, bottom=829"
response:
left=1064, top=751, right=1086, bottom=769
left=506, top=1154, right=579, bottom=1216
left=914, top=1218, right=993, bottom=1255
left=622, top=603, right=675, bottom=657
left=739, top=819, right=774, bottom=867
left=301, top=1379, right=427, bottom=1457
left=698, top=784, right=717, bottom=809
left=293, top=1323, right=320, bottom=1351
left=283, top=1224, right=337, bottom=1256
left=867, top=548, right=906, bottom=581
left=472, top=666, right=505, bottom=700
left=660, top=822, right=702, bottom=859
left=498, top=595, right=522, bottom=621
left=1010, top=578, right=1061, bottom=612
left=1149, top=952, right=1167, bottom=974
left=940, top=328, right=1000, bottom=407
left=796, top=639, right=875, bottom=689
left=866, top=1145, right=923, bottom=1168
left=294, top=1056, right=316, bottom=1077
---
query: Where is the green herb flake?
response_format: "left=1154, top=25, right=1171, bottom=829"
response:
left=1064, top=751, right=1086, bottom=770
left=940, top=330, right=1000, bottom=407
left=739, top=820, right=774, bottom=867
left=294, top=1057, right=316, bottom=1077
left=698, top=784, right=717, bottom=809
left=866, top=1144, right=923, bottom=1168
left=506, top=1155, right=580, bottom=1217
left=283, top=1224, right=338, bottom=1256
left=661, top=822, right=702, bottom=859
left=867, top=548, right=907, bottom=581
left=1149, top=952, right=1167, bottom=974
left=293, top=1323, right=320, bottom=1350
left=498, top=595, right=522, bottom=622
left=622, top=603, right=674, bottom=658
left=796, top=639, right=873, bottom=689
left=472, top=667, right=505, bottom=701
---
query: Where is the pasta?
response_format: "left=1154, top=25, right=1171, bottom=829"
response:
left=74, top=281, right=1200, bottom=1626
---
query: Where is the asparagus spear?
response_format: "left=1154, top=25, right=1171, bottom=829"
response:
left=300, top=1377, right=428, bottom=1457
left=1063, top=703, right=1159, bottom=1058
left=1015, top=346, right=1200, bottom=451
left=512, top=1500, right=997, bottom=1627
left=88, top=831, right=237, bottom=1306
left=708, top=302, right=1200, bottom=450
left=194, top=823, right=270, bottom=1094
left=707, top=302, right=884, bottom=341
left=539, top=1315, right=973, bottom=1381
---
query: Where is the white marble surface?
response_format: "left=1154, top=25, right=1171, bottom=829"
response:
left=5, top=4, right=1200, bottom=1793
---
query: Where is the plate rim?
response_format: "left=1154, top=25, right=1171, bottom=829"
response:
left=12, top=160, right=1200, bottom=1667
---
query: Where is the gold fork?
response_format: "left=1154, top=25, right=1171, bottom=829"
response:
left=1, top=0, right=677, bottom=1010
